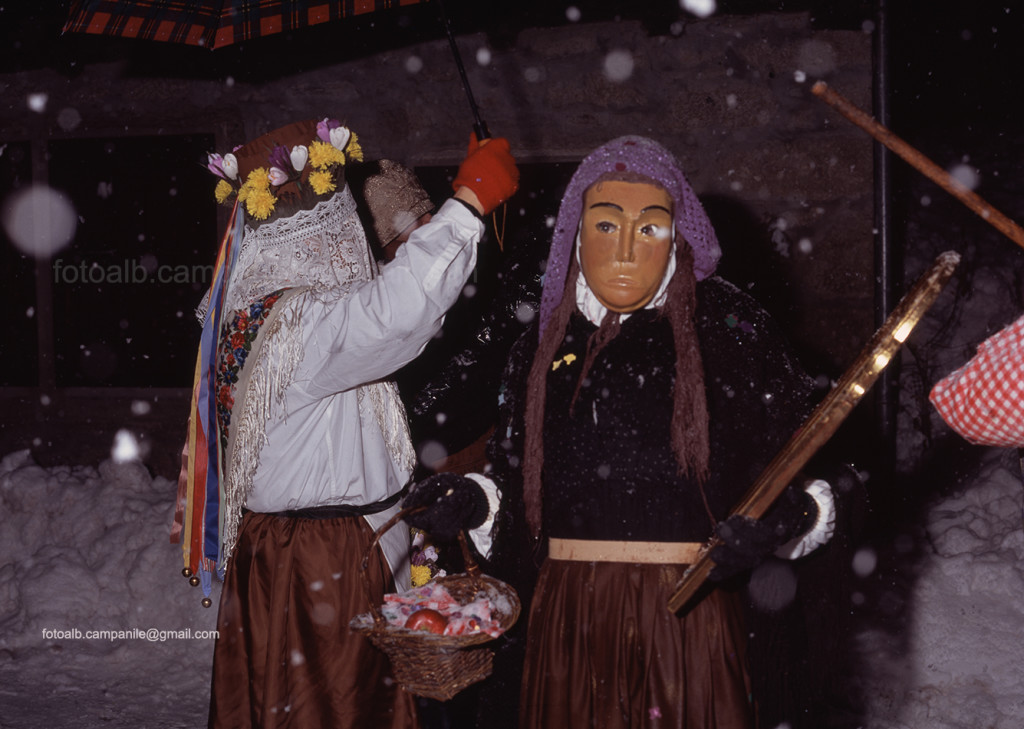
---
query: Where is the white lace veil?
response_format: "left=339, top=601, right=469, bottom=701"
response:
left=196, top=185, right=376, bottom=321
left=226, top=184, right=375, bottom=311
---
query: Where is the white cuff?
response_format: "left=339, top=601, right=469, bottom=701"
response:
left=774, top=479, right=836, bottom=560
left=464, top=472, right=501, bottom=560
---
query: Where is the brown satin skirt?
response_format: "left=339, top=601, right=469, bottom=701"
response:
left=520, top=560, right=753, bottom=729
left=208, top=510, right=419, bottom=729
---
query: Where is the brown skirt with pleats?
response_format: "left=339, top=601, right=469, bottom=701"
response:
left=208, top=510, right=419, bottom=729
left=519, top=560, right=753, bottom=729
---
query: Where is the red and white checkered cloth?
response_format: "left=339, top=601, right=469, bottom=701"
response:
left=930, top=314, right=1024, bottom=447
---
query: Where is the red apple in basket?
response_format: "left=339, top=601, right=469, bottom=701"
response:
left=405, top=608, right=448, bottom=634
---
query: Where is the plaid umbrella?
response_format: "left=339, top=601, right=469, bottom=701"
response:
left=63, top=0, right=489, bottom=137
left=63, top=0, right=428, bottom=50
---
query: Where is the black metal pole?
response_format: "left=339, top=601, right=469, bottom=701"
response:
left=434, top=0, right=490, bottom=140
left=873, top=0, right=896, bottom=466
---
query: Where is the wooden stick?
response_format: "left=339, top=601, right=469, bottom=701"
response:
left=811, top=81, right=1024, bottom=250
left=667, top=251, right=961, bottom=613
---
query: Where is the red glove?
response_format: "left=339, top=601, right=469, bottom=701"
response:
left=452, top=135, right=519, bottom=215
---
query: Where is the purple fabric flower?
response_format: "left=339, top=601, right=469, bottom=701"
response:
left=207, top=153, right=229, bottom=179
left=316, top=118, right=341, bottom=143
left=207, top=152, right=238, bottom=181
left=538, top=136, right=722, bottom=339
left=267, top=144, right=293, bottom=174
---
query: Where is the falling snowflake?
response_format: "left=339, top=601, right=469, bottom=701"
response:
left=1, top=184, right=78, bottom=258
left=419, top=440, right=448, bottom=467
left=603, top=50, right=634, bottom=83
left=852, top=547, right=878, bottom=577
left=111, top=430, right=140, bottom=463
left=27, top=92, right=48, bottom=113
left=949, top=163, right=980, bottom=191
left=516, top=302, right=536, bottom=324
left=405, top=55, right=424, bottom=74
left=57, top=107, right=82, bottom=132
left=679, top=0, right=716, bottom=18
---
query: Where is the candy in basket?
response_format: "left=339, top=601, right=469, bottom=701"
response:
left=350, top=507, right=520, bottom=701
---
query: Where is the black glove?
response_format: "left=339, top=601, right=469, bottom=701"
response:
left=708, top=484, right=818, bottom=581
left=402, top=473, right=490, bottom=542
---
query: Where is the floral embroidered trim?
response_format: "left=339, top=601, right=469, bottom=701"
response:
left=215, top=289, right=287, bottom=451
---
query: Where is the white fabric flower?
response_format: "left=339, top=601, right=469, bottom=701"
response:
left=290, top=145, right=308, bottom=172
left=329, top=126, right=351, bottom=152
left=222, top=153, right=239, bottom=180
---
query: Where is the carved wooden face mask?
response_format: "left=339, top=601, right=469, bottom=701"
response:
left=579, top=180, right=675, bottom=313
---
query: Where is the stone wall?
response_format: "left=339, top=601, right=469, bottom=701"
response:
left=1, top=11, right=874, bottom=475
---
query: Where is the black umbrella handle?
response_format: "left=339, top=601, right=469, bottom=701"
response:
left=434, top=0, right=490, bottom=140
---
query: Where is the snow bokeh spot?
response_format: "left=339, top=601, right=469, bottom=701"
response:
left=516, top=302, right=537, bottom=324
left=851, top=547, right=877, bottom=577
left=57, top=107, right=82, bottom=132
left=566, top=6, right=582, bottom=22
left=27, top=92, right=48, bottom=113
left=404, top=56, right=424, bottom=74
left=310, top=602, right=336, bottom=626
left=2, top=184, right=78, bottom=258
left=603, top=50, right=635, bottom=83
left=680, top=0, right=716, bottom=19
left=796, top=40, right=837, bottom=77
left=748, top=560, right=797, bottom=612
left=949, top=163, right=980, bottom=191
left=111, top=430, right=141, bottom=464
left=419, top=440, right=448, bottom=468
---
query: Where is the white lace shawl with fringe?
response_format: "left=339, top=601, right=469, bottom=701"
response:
left=214, top=188, right=417, bottom=572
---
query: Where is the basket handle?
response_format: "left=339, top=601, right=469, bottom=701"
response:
left=359, top=505, right=484, bottom=628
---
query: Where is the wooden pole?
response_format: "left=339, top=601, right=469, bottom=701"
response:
left=811, top=81, right=1024, bottom=250
left=667, top=251, right=961, bottom=614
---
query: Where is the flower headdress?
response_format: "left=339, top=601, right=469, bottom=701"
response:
left=175, top=117, right=371, bottom=603
left=206, top=117, right=364, bottom=223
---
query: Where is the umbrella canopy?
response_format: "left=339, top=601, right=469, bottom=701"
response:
left=63, top=0, right=428, bottom=50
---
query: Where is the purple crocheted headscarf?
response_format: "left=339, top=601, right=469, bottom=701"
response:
left=538, top=136, right=721, bottom=339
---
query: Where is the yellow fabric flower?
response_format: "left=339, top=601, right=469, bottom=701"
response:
left=410, top=565, right=432, bottom=588
left=245, top=167, right=272, bottom=189
left=309, top=169, right=336, bottom=196
left=245, top=187, right=276, bottom=220
left=346, top=132, right=363, bottom=163
left=308, top=140, right=346, bottom=169
left=214, top=179, right=234, bottom=204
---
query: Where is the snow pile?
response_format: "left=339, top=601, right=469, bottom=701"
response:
left=860, top=450, right=1024, bottom=728
left=0, top=450, right=217, bottom=729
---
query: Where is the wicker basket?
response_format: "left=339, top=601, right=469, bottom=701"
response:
left=351, top=507, right=521, bottom=701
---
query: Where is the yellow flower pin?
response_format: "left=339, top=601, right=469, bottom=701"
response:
left=551, top=353, right=577, bottom=371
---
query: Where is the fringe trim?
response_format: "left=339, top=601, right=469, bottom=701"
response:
left=219, top=291, right=307, bottom=573
left=362, top=379, right=417, bottom=474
